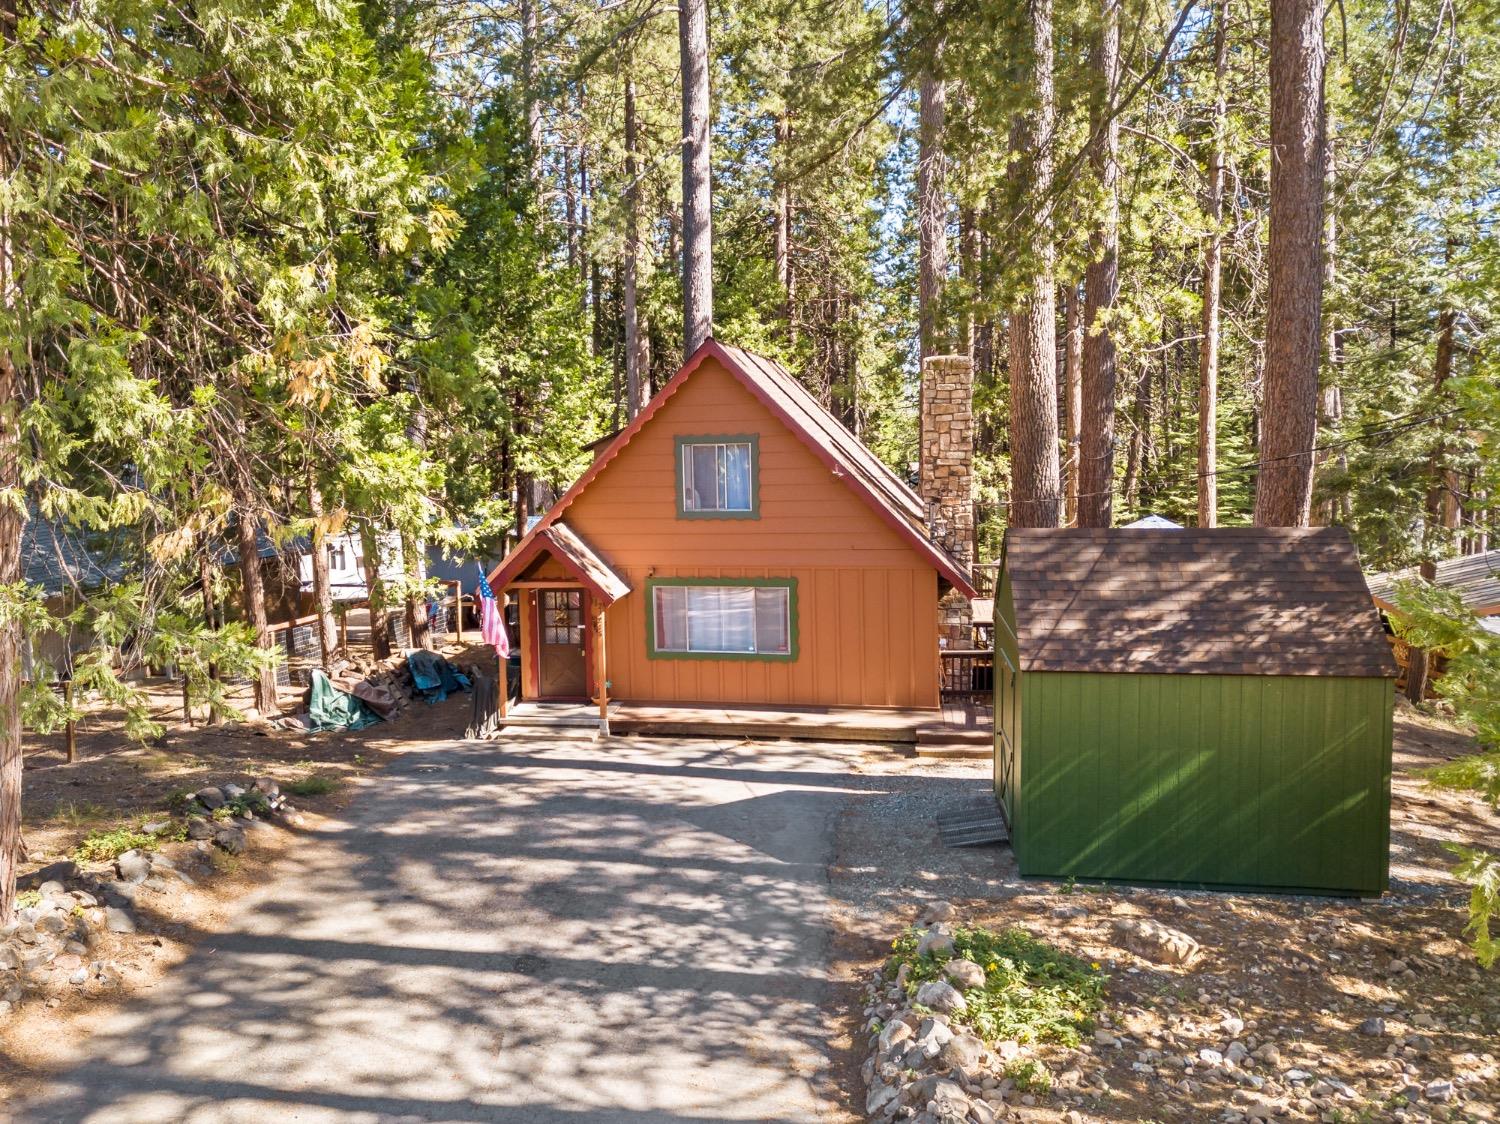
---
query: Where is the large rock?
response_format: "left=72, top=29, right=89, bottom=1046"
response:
left=920, top=901, right=957, bottom=925
left=194, top=786, right=226, bottom=811
left=222, top=783, right=246, bottom=800
left=187, top=817, right=216, bottom=841
left=16, top=861, right=79, bottom=891
left=213, top=827, right=246, bottom=855
left=1113, top=918, right=1202, bottom=967
left=938, top=1033, right=984, bottom=1071
left=944, top=958, right=986, bottom=990
left=927, top=1077, right=970, bottom=1124
left=878, top=1019, right=914, bottom=1054
left=916, top=925, right=955, bottom=958
left=104, top=907, right=136, bottom=934
left=115, top=850, right=153, bottom=885
left=250, top=777, right=281, bottom=798
left=915, top=980, right=967, bottom=1015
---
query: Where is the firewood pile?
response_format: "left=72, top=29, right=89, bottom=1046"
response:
left=317, top=649, right=479, bottom=721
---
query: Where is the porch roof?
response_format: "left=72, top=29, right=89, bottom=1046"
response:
left=492, top=522, right=631, bottom=606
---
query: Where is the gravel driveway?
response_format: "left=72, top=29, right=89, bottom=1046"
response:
left=12, top=729, right=989, bottom=1124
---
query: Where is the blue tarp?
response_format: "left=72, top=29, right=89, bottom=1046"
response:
left=407, top=650, right=471, bottom=704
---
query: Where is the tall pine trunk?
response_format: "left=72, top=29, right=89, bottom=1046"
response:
left=1007, top=0, right=1062, bottom=529
left=1078, top=0, right=1121, bottom=528
left=1256, top=0, right=1326, bottom=527
left=234, top=499, right=279, bottom=715
left=307, top=476, right=338, bottom=666
left=775, top=111, right=795, bottom=341
left=0, top=0, right=20, bottom=918
left=1063, top=284, right=1083, bottom=526
left=623, top=75, right=648, bottom=418
left=918, top=53, right=948, bottom=359
left=360, top=525, right=391, bottom=660
left=1198, top=0, right=1228, bottom=528
left=678, top=0, right=713, bottom=356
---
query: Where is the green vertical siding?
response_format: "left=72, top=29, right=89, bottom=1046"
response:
left=995, top=669, right=1392, bottom=896
left=992, top=569, right=1022, bottom=826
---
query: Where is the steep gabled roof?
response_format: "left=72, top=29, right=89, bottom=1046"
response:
left=493, top=523, right=630, bottom=605
left=1367, top=548, right=1500, bottom=615
left=492, top=339, right=975, bottom=597
left=1002, top=527, right=1395, bottom=677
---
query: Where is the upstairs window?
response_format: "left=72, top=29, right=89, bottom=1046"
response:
left=648, top=579, right=797, bottom=660
left=676, top=436, right=758, bottom=518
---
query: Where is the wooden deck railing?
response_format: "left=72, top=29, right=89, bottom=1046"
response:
left=971, top=563, right=1000, bottom=598
left=940, top=648, right=994, bottom=699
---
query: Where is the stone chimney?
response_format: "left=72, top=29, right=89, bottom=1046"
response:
left=919, top=353, right=975, bottom=649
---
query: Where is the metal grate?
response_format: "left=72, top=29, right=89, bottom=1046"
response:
left=936, top=796, right=1010, bottom=848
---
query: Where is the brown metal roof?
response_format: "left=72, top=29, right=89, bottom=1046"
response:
left=491, top=339, right=976, bottom=599
left=1002, top=527, right=1396, bottom=677
left=492, top=523, right=631, bottom=606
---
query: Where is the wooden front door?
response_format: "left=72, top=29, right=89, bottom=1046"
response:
left=537, top=588, right=588, bottom=698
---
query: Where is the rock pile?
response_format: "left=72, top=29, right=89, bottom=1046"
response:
left=861, top=902, right=1032, bottom=1124
left=2, top=775, right=301, bottom=1022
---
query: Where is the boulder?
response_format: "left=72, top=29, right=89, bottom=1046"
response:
left=104, top=907, right=136, bottom=934
left=194, top=786, right=226, bottom=811
left=878, top=1020, right=914, bottom=1054
left=115, top=850, right=153, bottom=885
left=16, top=861, right=79, bottom=891
left=920, top=901, right=957, bottom=925
left=187, top=817, right=216, bottom=841
left=915, top=980, right=967, bottom=1015
left=1113, top=918, right=1202, bottom=967
left=944, top=958, right=986, bottom=990
left=141, top=820, right=173, bottom=836
left=213, top=827, right=246, bottom=855
left=938, top=1033, right=984, bottom=1071
left=222, top=782, right=247, bottom=800
left=1358, top=1017, right=1388, bottom=1037
left=250, top=777, right=281, bottom=798
left=916, top=925, right=955, bottom=958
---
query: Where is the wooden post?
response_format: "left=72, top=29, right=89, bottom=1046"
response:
left=497, top=591, right=509, bottom=719
left=452, top=579, right=463, bottom=643
left=593, top=604, right=609, bottom=734
left=63, top=680, right=76, bottom=763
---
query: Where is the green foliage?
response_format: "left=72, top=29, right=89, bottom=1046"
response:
left=1450, top=847, right=1500, bottom=970
left=72, top=827, right=161, bottom=864
left=1002, top=1056, right=1053, bottom=1095
left=889, top=925, right=1105, bottom=1046
left=15, top=890, right=42, bottom=910
left=284, top=775, right=339, bottom=797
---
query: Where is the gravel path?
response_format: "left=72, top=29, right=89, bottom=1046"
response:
left=13, top=731, right=979, bottom=1124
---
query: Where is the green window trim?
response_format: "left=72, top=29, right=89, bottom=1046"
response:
left=645, top=577, right=799, bottom=662
left=674, top=434, right=761, bottom=520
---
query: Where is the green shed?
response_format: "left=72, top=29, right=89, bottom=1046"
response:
left=993, top=527, right=1396, bottom=896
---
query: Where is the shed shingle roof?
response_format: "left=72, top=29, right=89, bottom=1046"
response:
left=1003, top=527, right=1395, bottom=677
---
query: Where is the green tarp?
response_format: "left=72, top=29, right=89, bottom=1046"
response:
left=307, top=669, right=380, bottom=731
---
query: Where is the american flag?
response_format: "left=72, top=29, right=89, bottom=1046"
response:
left=477, top=564, right=510, bottom=657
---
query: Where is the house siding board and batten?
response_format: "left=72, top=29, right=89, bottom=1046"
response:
left=995, top=527, right=1396, bottom=897
left=492, top=341, right=969, bottom=709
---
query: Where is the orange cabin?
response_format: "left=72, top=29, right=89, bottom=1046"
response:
left=488, top=340, right=975, bottom=715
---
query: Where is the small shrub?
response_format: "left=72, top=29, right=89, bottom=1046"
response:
left=15, top=889, right=41, bottom=909
left=285, top=775, right=338, bottom=797
left=1003, top=1057, right=1052, bottom=1095
left=73, top=826, right=160, bottom=863
left=888, top=925, right=1105, bottom=1046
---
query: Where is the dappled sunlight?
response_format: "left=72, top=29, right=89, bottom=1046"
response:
left=13, top=730, right=939, bottom=1123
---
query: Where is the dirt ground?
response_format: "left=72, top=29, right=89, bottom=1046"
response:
left=830, top=701, right=1500, bottom=1123
left=0, top=643, right=488, bottom=1105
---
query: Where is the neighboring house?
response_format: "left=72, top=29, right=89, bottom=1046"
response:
left=20, top=517, right=131, bottom=675
left=292, top=530, right=408, bottom=605
left=994, top=527, right=1395, bottom=896
left=1366, top=549, right=1500, bottom=620
left=488, top=339, right=976, bottom=710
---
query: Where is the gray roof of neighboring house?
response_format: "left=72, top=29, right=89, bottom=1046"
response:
left=1367, top=549, right=1500, bottom=614
left=22, top=519, right=132, bottom=595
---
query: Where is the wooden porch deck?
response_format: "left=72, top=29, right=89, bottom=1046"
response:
left=488, top=697, right=993, bottom=754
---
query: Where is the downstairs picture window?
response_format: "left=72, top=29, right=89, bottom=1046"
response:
left=648, top=580, right=796, bottom=660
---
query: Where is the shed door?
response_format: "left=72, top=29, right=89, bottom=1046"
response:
left=538, top=589, right=588, bottom=698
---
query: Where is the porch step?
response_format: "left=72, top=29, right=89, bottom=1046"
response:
left=914, top=743, right=992, bottom=760
left=916, top=723, right=990, bottom=746
left=936, top=797, right=1010, bottom=848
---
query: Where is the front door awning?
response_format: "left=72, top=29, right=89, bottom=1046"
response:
left=490, top=522, right=631, bottom=607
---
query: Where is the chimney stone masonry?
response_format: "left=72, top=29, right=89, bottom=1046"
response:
left=919, top=353, right=975, bottom=649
